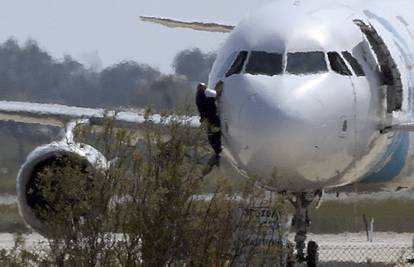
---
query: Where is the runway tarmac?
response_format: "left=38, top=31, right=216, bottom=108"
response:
left=0, top=233, right=44, bottom=250
left=0, top=194, right=16, bottom=205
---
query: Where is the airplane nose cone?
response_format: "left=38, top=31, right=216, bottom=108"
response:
left=240, top=91, right=327, bottom=149
left=237, top=91, right=331, bottom=189
left=220, top=73, right=357, bottom=190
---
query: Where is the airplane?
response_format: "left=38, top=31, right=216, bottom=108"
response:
left=1, top=0, right=414, bottom=264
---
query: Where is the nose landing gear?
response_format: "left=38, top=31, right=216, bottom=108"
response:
left=288, top=191, right=322, bottom=267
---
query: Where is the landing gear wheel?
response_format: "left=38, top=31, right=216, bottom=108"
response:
left=287, top=191, right=323, bottom=267
left=306, top=241, right=319, bottom=267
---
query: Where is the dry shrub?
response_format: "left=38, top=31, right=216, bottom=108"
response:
left=4, top=112, right=290, bottom=266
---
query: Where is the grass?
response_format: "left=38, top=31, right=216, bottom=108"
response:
left=0, top=177, right=16, bottom=195
left=0, top=198, right=411, bottom=235
left=197, top=173, right=414, bottom=233
left=310, top=199, right=414, bottom=233
left=0, top=205, right=28, bottom=233
left=0, top=174, right=413, bottom=235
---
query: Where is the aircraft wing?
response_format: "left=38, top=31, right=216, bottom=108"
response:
left=0, top=101, right=201, bottom=128
left=140, top=16, right=234, bottom=33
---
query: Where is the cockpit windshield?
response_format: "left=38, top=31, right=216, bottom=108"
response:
left=225, top=51, right=248, bottom=77
left=342, top=51, right=365, bottom=76
left=328, top=52, right=352, bottom=76
left=245, top=51, right=283, bottom=76
left=286, top=51, right=328, bottom=75
left=224, top=50, right=358, bottom=77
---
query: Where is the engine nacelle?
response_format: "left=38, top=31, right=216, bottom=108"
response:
left=17, top=141, right=108, bottom=235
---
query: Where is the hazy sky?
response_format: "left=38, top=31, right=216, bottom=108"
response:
left=0, top=0, right=274, bottom=73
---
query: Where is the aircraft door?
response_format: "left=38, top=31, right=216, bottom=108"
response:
left=354, top=19, right=403, bottom=114
left=349, top=19, right=406, bottom=181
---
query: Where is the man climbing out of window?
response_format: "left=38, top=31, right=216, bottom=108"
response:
left=195, top=82, right=222, bottom=168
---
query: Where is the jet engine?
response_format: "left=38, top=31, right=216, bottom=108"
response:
left=17, top=140, right=108, bottom=235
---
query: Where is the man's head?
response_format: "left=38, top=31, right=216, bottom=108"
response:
left=197, top=83, right=207, bottom=93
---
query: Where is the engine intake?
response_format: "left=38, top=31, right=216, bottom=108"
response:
left=17, top=141, right=108, bottom=235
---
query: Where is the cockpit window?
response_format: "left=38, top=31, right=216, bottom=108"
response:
left=225, top=51, right=248, bottom=77
left=342, top=52, right=365, bottom=76
left=328, top=52, right=352, bottom=76
left=286, top=52, right=328, bottom=75
left=245, top=51, right=283, bottom=76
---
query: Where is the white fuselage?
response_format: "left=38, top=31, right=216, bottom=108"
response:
left=208, top=0, right=414, bottom=192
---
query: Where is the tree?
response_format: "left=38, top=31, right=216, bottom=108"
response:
left=173, top=48, right=216, bottom=83
left=99, top=61, right=161, bottom=107
left=135, top=75, right=195, bottom=112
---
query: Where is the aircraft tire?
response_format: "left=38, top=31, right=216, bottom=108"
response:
left=306, top=241, right=319, bottom=267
